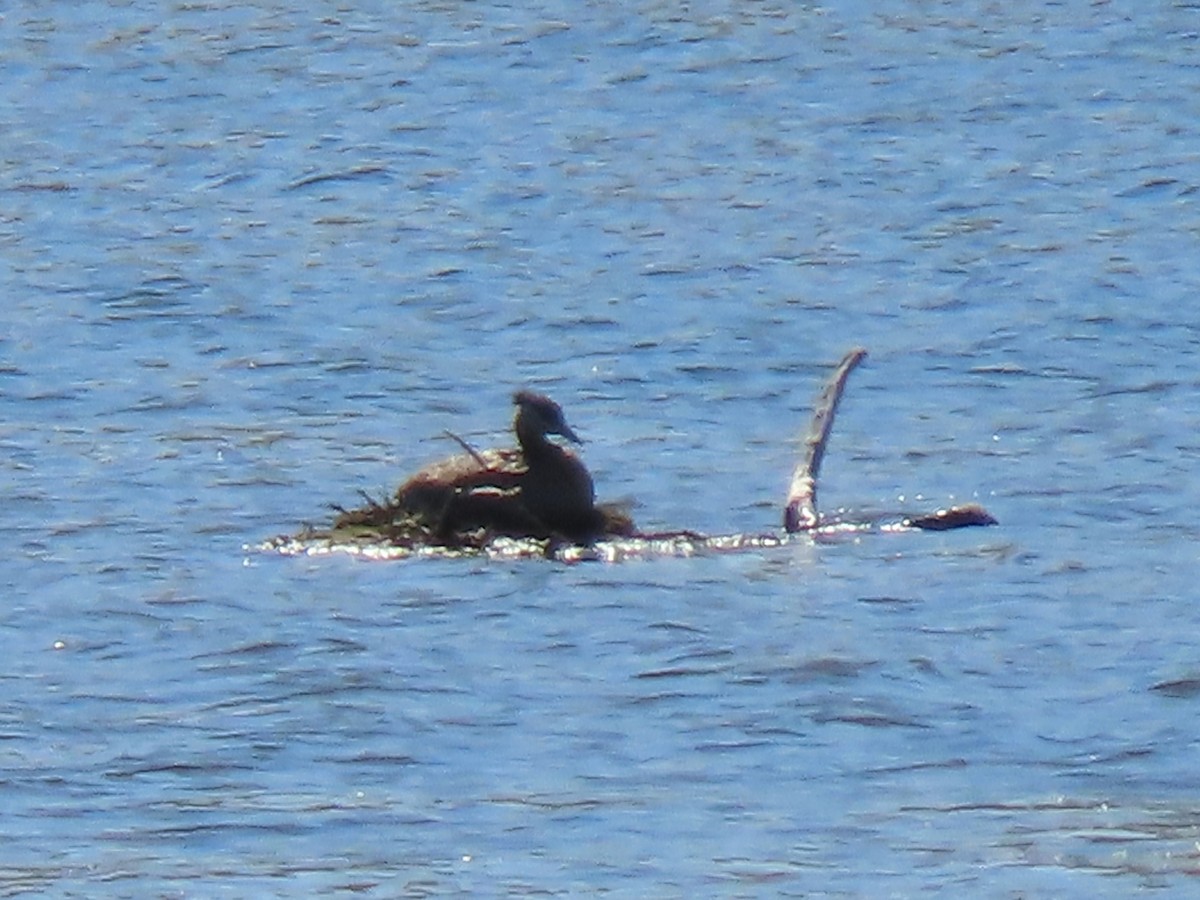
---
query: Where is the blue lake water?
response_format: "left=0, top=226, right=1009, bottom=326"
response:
left=3, top=0, right=1200, bottom=895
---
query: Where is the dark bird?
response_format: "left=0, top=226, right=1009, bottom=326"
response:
left=395, top=390, right=629, bottom=542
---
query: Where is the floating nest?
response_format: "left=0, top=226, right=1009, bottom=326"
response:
left=264, top=501, right=996, bottom=563
left=261, top=348, right=996, bottom=562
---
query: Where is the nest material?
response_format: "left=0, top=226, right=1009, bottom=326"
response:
left=291, top=485, right=638, bottom=554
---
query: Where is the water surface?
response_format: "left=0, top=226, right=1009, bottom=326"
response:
left=3, top=1, right=1200, bottom=895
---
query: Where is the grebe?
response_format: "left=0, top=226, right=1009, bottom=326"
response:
left=395, top=391, right=624, bottom=542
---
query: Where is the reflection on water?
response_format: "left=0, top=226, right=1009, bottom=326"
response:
left=3, top=0, right=1200, bottom=896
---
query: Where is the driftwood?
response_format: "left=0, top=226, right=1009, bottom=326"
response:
left=267, top=349, right=996, bottom=559
left=783, top=347, right=994, bottom=536
left=784, top=347, right=867, bottom=532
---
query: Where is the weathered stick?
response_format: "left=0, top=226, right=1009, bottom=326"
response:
left=784, top=347, right=868, bottom=532
left=442, top=429, right=490, bottom=469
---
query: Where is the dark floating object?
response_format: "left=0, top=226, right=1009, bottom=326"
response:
left=1150, top=678, right=1200, bottom=699
left=268, top=348, right=996, bottom=560
left=902, top=505, right=998, bottom=531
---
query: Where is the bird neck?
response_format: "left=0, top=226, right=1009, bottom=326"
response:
left=515, top=414, right=556, bottom=460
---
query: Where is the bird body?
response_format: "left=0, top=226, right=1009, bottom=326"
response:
left=394, top=391, right=615, bottom=542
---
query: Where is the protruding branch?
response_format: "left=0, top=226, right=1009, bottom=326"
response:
left=784, top=347, right=868, bottom=532
left=442, top=430, right=490, bottom=469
